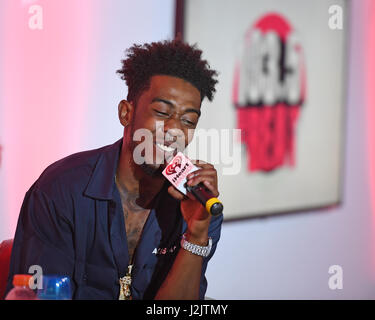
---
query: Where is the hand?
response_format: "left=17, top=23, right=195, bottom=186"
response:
left=167, top=160, right=219, bottom=243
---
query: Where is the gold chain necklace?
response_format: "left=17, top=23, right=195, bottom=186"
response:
left=115, top=174, right=134, bottom=300
left=119, top=264, right=133, bottom=300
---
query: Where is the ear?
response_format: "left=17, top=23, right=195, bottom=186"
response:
left=118, top=100, right=134, bottom=127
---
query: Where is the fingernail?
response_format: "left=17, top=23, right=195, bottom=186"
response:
left=187, top=173, right=195, bottom=180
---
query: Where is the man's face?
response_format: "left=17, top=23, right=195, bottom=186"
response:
left=128, top=74, right=201, bottom=173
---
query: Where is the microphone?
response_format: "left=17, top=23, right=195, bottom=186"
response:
left=162, top=152, right=223, bottom=216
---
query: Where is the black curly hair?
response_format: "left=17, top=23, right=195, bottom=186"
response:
left=116, top=39, right=218, bottom=104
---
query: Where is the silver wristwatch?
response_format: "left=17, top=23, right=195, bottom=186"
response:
left=180, top=233, right=212, bottom=257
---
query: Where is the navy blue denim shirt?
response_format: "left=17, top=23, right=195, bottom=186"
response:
left=5, top=138, right=223, bottom=300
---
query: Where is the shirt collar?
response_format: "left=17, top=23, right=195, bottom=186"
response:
left=84, top=138, right=123, bottom=200
left=83, top=137, right=170, bottom=204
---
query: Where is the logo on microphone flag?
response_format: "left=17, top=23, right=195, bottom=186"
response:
left=233, top=13, right=306, bottom=172
left=162, top=152, right=199, bottom=195
left=165, top=155, right=182, bottom=175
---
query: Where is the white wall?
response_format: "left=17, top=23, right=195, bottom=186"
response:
left=82, top=0, right=176, bottom=150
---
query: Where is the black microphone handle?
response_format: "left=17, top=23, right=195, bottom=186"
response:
left=185, top=182, right=212, bottom=204
left=184, top=182, right=223, bottom=216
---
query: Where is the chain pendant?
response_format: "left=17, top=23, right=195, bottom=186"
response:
left=119, top=264, right=133, bottom=300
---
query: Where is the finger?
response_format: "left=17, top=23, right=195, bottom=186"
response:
left=186, top=175, right=219, bottom=197
left=187, top=168, right=217, bottom=181
left=187, top=173, right=216, bottom=186
left=191, top=159, right=214, bottom=169
left=184, top=191, right=196, bottom=201
left=168, top=185, right=186, bottom=201
left=187, top=169, right=218, bottom=188
left=191, top=159, right=208, bottom=165
left=202, top=180, right=219, bottom=197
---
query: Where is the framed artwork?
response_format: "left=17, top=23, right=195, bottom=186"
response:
left=176, top=0, right=348, bottom=220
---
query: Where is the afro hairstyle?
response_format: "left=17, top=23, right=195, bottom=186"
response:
left=116, top=39, right=218, bottom=104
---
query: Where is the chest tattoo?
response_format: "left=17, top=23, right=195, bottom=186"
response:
left=116, top=185, right=150, bottom=262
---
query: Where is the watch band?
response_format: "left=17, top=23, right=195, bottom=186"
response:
left=180, top=233, right=212, bottom=257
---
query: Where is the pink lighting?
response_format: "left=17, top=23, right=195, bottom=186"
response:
left=365, top=0, right=375, bottom=272
left=0, top=0, right=96, bottom=235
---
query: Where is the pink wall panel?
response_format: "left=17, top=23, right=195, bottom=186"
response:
left=0, top=0, right=96, bottom=235
left=365, top=0, right=375, bottom=272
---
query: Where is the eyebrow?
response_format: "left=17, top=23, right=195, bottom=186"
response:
left=151, top=98, right=201, bottom=117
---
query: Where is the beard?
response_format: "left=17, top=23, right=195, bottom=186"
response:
left=139, top=162, right=164, bottom=177
left=125, top=125, right=166, bottom=178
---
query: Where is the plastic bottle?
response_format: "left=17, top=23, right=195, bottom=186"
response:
left=5, top=274, right=37, bottom=300
left=37, top=276, right=72, bottom=300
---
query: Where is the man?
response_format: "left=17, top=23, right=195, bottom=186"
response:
left=5, top=39, right=223, bottom=300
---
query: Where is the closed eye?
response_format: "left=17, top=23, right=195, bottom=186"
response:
left=182, top=119, right=196, bottom=126
left=153, top=109, right=170, bottom=117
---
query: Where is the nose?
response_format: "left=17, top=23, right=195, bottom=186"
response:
left=163, top=118, right=186, bottom=147
left=163, top=117, right=184, bottom=138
